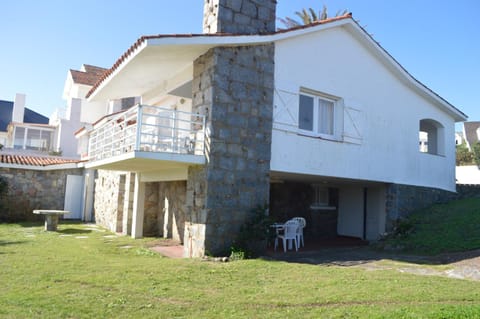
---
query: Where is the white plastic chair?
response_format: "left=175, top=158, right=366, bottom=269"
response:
left=274, top=220, right=299, bottom=252
left=291, top=217, right=306, bottom=247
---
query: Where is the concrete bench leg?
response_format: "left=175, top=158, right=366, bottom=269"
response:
left=45, top=215, right=59, bottom=231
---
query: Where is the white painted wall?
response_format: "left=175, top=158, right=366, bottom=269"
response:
left=271, top=27, right=457, bottom=191
left=55, top=98, right=82, bottom=157
left=456, top=165, right=480, bottom=185
left=337, top=186, right=364, bottom=238
left=366, top=186, right=386, bottom=240
left=0, top=132, right=7, bottom=146
left=12, top=93, right=26, bottom=123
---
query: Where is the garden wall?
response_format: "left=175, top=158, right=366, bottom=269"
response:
left=0, top=167, right=83, bottom=222
left=385, top=183, right=480, bottom=230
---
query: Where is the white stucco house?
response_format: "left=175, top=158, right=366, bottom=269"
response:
left=66, top=1, right=466, bottom=257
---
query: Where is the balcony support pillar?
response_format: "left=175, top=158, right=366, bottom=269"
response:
left=131, top=173, right=145, bottom=239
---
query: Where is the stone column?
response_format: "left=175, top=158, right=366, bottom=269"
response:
left=131, top=173, right=145, bottom=239
left=183, top=0, right=276, bottom=257
left=185, top=48, right=274, bottom=256
left=122, top=173, right=134, bottom=235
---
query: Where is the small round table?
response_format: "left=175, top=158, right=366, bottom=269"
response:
left=33, top=210, right=71, bottom=231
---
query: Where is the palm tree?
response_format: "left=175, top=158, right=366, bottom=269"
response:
left=278, top=5, right=349, bottom=30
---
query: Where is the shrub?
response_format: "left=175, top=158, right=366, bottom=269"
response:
left=472, top=142, right=480, bottom=167
left=231, top=204, right=274, bottom=259
left=456, top=142, right=474, bottom=165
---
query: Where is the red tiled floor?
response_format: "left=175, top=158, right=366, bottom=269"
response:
left=267, top=236, right=368, bottom=253
left=149, top=236, right=367, bottom=259
left=150, top=245, right=184, bottom=258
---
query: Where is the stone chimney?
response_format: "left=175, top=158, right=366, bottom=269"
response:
left=185, top=0, right=277, bottom=257
left=203, top=0, right=276, bottom=34
left=12, top=93, right=26, bottom=123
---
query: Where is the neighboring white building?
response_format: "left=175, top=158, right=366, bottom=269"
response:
left=0, top=93, right=50, bottom=149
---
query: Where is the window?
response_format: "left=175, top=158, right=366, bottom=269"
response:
left=298, top=90, right=337, bottom=138
left=13, top=127, right=25, bottom=149
left=12, top=126, right=53, bottom=151
left=419, top=119, right=444, bottom=155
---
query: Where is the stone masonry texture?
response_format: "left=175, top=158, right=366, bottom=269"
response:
left=203, top=0, right=276, bottom=34
left=383, top=183, right=480, bottom=231
left=186, top=42, right=275, bottom=256
left=94, top=170, right=125, bottom=232
left=0, top=167, right=83, bottom=222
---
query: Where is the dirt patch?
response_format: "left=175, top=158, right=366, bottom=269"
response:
left=267, top=246, right=480, bottom=281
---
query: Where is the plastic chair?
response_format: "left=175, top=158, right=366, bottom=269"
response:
left=291, top=217, right=306, bottom=247
left=274, top=220, right=299, bottom=252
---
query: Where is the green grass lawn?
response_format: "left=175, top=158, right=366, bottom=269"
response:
left=1, top=221, right=480, bottom=319
left=382, top=198, right=480, bottom=255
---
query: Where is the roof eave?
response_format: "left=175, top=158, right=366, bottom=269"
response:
left=86, top=15, right=467, bottom=122
left=341, top=21, right=468, bottom=122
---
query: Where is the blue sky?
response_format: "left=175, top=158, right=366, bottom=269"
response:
left=0, top=0, right=478, bottom=128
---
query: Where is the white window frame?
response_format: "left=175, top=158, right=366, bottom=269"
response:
left=298, top=88, right=342, bottom=141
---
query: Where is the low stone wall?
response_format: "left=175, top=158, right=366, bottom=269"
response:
left=0, top=167, right=83, bottom=222
left=384, top=183, right=480, bottom=230
left=456, top=184, right=480, bottom=199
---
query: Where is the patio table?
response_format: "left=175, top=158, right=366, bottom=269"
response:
left=33, top=210, right=71, bottom=231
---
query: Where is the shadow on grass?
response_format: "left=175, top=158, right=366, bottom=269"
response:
left=57, top=228, right=93, bottom=235
left=0, top=240, right=26, bottom=247
left=264, top=244, right=480, bottom=267
left=13, top=220, right=84, bottom=228
left=0, top=240, right=27, bottom=254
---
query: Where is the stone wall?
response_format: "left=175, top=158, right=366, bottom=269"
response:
left=158, top=181, right=186, bottom=243
left=0, top=167, right=83, bottom=222
left=143, top=182, right=159, bottom=236
left=186, top=42, right=275, bottom=256
left=385, top=183, right=457, bottom=230
left=203, top=0, right=276, bottom=34
left=121, top=173, right=134, bottom=235
left=94, top=170, right=125, bottom=232
left=456, top=184, right=480, bottom=199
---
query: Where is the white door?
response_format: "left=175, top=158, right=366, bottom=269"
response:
left=64, top=175, right=85, bottom=219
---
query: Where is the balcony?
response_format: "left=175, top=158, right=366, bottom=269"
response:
left=85, top=104, right=206, bottom=172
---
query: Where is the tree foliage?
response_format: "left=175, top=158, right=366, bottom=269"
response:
left=456, top=142, right=474, bottom=166
left=472, top=142, right=480, bottom=166
left=278, top=4, right=349, bottom=30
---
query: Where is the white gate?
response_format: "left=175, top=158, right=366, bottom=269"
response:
left=64, top=175, right=84, bottom=219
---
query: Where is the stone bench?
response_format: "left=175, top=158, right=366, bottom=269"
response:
left=33, top=210, right=71, bottom=231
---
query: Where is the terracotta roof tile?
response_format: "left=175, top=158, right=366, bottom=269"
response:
left=71, top=65, right=108, bottom=86
left=83, top=13, right=466, bottom=120
left=0, top=154, right=80, bottom=167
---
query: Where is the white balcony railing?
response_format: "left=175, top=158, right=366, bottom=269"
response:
left=87, top=104, right=205, bottom=162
